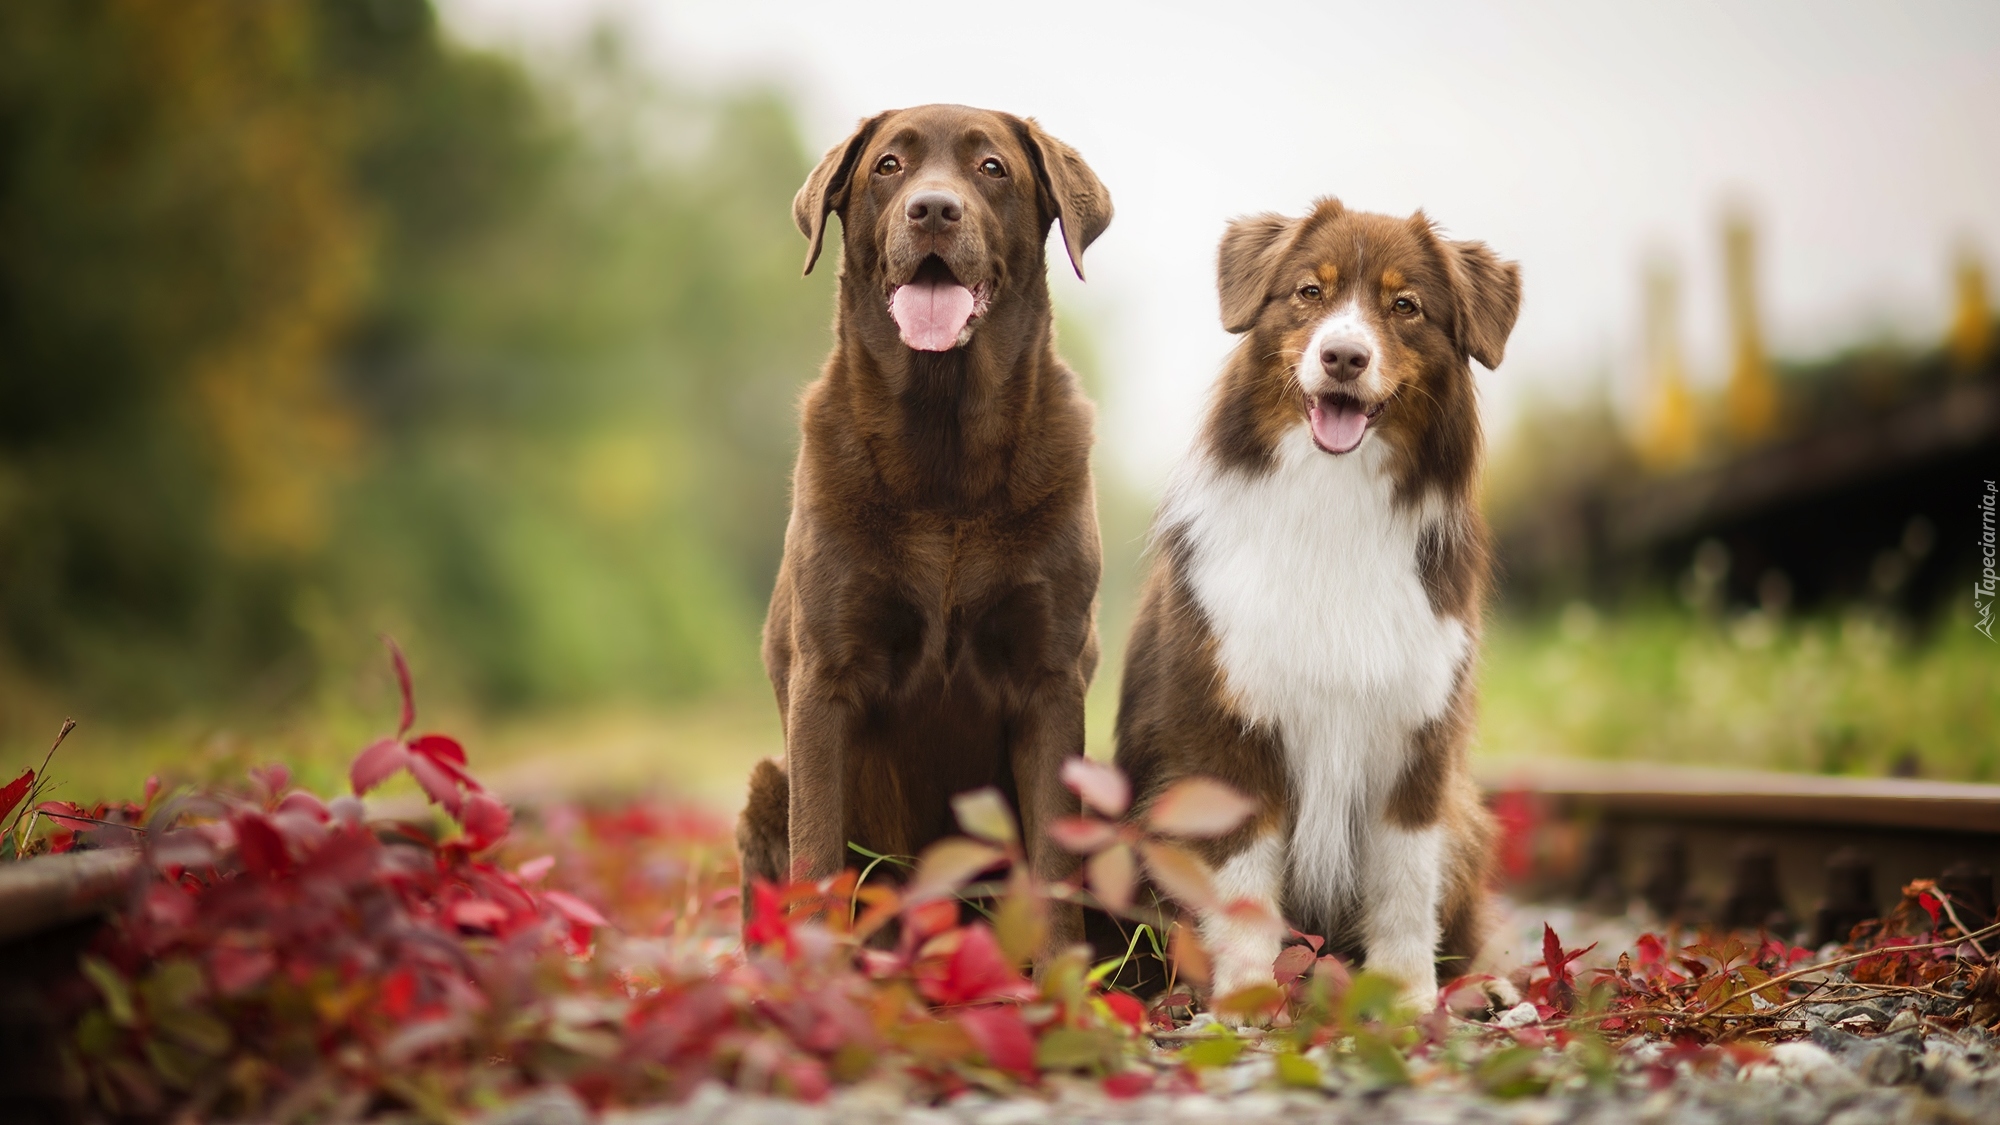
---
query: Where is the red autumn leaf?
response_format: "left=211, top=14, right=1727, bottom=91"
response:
left=1137, top=840, right=1217, bottom=910
left=381, top=969, right=417, bottom=1019
left=1103, top=1070, right=1153, bottom=1098
left=956, top=1005, right=1036, bottom=1077
left=0, top=768, right=34, bottom=823
left=409, top=733, right=467, bottom=767
left=1048, top=815, right=1119, bottom=854
left=516, top=854, right=555, bottom=883
left=350, top=737, right=409, bottom=795
left=210, top=945, right=275, bottom=996
left=385, top=635, right=416, bottom=737
left=408, top=752, right=465, bottom=816
left=1087, top=843, right=1136, bottom=913
left=1273, top=944, right=1316, bottom=985
left=459, top=791, right=511, bottom=850
left=920, top=924, right=1035, bottom=1004
left=1061, top=757, right=1130, bottom=817
left=233, top=812, right=292, bottom=877
left=1917, top=892, right=1942, bottom=927
left=745, top=880, right=790, bottom=950
left=1543, top=924, right=1569, bottom=987
left=250, top=762, right=290, bottom=798
left=905, top=838, right=1005, bottom=903
left=1636, top=932, right=1667, bottom=968
left=905, top=897, right=960, bottom=938
left=1490, top=788, right=1541, bottom=881
left=1101, top=990, right=1145, bottom=1031
left=1147, top=776, right=1257, bottom=838
left=543, top=889, right=609, bottom=929
left=141, top=775, right=161, bottom=810
left=450, top=899, right=509, bottom=932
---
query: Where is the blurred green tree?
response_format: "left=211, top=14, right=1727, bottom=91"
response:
left=0, top=0, right=831, bottom=730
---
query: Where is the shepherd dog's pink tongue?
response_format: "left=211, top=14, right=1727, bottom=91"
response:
left=891, top=279, right=975, bottom=351
left=1309, top=397, right=1370, bottom=454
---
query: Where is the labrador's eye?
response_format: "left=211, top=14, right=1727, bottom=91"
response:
left=1298, top=284, right=1322, bottom=301
left=1392, top=296, right=1419, bottom=316
left=876, top=155, right=902, bottom=175
left=979, top=157, right=1006, bottom=178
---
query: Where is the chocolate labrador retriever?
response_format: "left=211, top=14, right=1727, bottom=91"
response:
left=736, top=105, right=1112, bottom=953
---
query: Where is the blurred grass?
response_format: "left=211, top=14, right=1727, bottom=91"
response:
left=1478, top=602, right=1999, bottom=782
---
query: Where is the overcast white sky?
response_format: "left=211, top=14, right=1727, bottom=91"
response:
left=440, top=0, right=2000, bottom=485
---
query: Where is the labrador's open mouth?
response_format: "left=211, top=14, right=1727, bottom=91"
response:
left=889, top=256, right=991, bottom=352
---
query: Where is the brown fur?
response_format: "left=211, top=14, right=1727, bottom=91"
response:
left=738, top=106, right=1112, bottom=955
left=1115, top=199, right=1518, bottom=980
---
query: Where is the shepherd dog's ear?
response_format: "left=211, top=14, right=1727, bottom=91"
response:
left=1217, top=210, right=1307, bottom=334
left=794, top=112, right=890, bottom=276
left=1012, top=117, right=1113, bottom=281
left=1442, top=236, right=1521, bottom=370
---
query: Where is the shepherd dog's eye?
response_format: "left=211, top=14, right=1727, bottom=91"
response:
left=876, top=155, right=902, bottom=175
left=978, top=157, right=1006, bottom=178
left=1298, top=284, right=1322, bottom=301
left=1392, top=296, right=1419, bottom=316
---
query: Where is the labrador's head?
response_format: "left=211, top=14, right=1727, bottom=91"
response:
left=795, top=105, right=1111, bottom=354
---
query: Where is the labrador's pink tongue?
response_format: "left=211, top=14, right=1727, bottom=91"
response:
left=1309, top=397, right=1370, bottom=453
left=890, top=279, right=975, bottom=351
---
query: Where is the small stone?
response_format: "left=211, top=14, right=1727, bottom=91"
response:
left=485, top=1086, right=592, bottom=1125
left=1496, top=1001, right=1541, bottom=1028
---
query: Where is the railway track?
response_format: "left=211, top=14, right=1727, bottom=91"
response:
left=6, top=759, right=1993, bottom=948
left=1477, top=759, right=2000, bottom=944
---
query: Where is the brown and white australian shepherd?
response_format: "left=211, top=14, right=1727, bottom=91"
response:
left=1113, top=199, right=1520, bottom=1011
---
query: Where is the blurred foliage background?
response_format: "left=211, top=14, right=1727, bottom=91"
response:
left=0, top=0, right=1990, bottom=805
left=1, top=0, right=835, bottom=789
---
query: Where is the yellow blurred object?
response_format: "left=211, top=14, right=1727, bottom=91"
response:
left=1949, top=247, right=1992, bottom=373
left=1722, top=211, right=1779, bottom=445
left=576, top=433, right=669, bottom=526
left=132, top=1, right=370, bottom=556
left=1637, top=260, right=1699, bottom=470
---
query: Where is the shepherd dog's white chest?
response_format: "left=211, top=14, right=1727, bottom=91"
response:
left=1160, top=429, right=1470, bottom=909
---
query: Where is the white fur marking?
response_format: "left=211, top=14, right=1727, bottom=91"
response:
left=1199, top=832, right=1286, bottom=998
left=1161, top=425, right=1467, bottom=936
left=1298, top=302, right=1386, bottom=399
left=1360, top=821, right=1445, bottom=1010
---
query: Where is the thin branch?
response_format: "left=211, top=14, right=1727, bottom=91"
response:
left=1557, top=921, right=2000, bottom=1032
left=3, top=718, right=75, bottom=840
left=1934, top=891, right=1993, bottom=960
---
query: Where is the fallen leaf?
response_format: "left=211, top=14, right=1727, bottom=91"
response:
left=1061, top=757, right=1130, bottom=818
left=1146, top=777, right=1257, bottom=838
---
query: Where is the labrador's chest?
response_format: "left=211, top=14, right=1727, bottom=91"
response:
left=1163, top=432, right=1470, bottom=898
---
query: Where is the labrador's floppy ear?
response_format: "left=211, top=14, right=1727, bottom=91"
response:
left=794, top=112, right=889, bottom=276
left=1443, top=237, right=1521, bottom=369
left=1217, top=211, right=1303, bottom=333
left=1014, top=118, right=1113, bottom=280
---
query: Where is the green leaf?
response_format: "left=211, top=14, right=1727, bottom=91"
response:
left=143, top=1036, right=207, bottom=1091
left=138, top=959, right=206, bottom=1012
left=1179, top=1029, right=1243, bottom=1068
left=153, top=1006, right=233, bottom=1057
left=80, top=956, right=136, bottom=1028
left=1341, top=970, right=1404, bottom=1025
left=1474, top=1045, right=1548, bottom=1098
left=74, top=1009, right=119, bottom=1058
left=1275, top=1050, right=1322, bottom=1088
left=1349, top=1028, right=1410, bottom=1087
left=951, top=788, right=1018, bottom=846
left=1035, top=1027, right=1121, bottom=1071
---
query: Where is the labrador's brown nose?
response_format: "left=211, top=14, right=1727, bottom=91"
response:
left=906, top=189, right=963, bottom=233
left=1319, top=340, right=1371, bottom=382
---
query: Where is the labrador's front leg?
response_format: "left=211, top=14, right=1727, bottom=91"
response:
left=1009, top=672, right=1088, bottom=955
left=783, top=665, right=854, bottom=882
